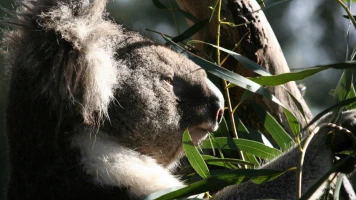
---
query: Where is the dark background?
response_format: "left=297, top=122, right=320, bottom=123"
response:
left=0, top=0, right=354, bottom=198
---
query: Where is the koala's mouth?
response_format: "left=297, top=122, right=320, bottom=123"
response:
left=189, top=122, right=219, bottom=146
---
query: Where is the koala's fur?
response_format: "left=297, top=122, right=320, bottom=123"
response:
left=2, top=0, right=356, bottom=199
left=3, top=0, right=225, bottom=199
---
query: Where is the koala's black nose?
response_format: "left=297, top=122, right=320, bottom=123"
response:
left=216, top=108, right=224, bottom=124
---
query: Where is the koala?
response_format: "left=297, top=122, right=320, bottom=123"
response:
left=2, top=0, right=356, bottom=199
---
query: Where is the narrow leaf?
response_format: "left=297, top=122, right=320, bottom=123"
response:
left=334, top=69, right=353, bottom=102
left=200, top=137, right=282, bottom=160
left=242, top=152, right=259, bottom=166
left=155, top=168, right=293, bottom=200
left=346, top=84, right=356, bottom=110
left=251, top=102, right=294, bottom=150
left=202, top=155, right=255, bottom=168
left=251, top=62, right=356, bottom=86
left=186, top=40, right=271, bottom=76
left=177, top=9, right=199, bottom=23
left=152, top=0, right=167, bottom=9
left=172, top=19, right=209, bottom=43
left=183, top=130, right=210, bottom=179
left=285, top=89, right=307, bottom=124
left=251, top=67, right=326, bottom=86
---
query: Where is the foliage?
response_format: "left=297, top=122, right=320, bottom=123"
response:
left=145, top=0, right=356, bottom=199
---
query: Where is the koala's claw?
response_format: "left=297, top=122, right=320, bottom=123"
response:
left=325, top=123, right=356, bottom=152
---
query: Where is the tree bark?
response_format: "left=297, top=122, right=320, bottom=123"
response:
left=176, top=0, right=312, bottom=134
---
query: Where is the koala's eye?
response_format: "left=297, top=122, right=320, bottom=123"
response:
left=163, top=76, right=174, bottom=86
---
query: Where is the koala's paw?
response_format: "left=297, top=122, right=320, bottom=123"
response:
left=326, top=110, right=356, bottom=173
left=340, top=110, right=356, bottom=134
left=327, top=123, right=355, bottom=152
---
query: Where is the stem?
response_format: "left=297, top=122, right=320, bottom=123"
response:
left=169, top=0, right=180, bottom=35
left=336, top=0, right=356, bottom=29
left=296, top=123, right=329, bottom=199
left=296, top=132, right=314, bottom=199
left=216, top=0, right=245, bottom=163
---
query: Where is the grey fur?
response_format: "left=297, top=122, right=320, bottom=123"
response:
left=2, top=0, right=356, bottom=199
left=3, top=0, right=224, bottom=199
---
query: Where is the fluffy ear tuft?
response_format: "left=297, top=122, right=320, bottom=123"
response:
left=40, top=0, right=125, bottom=123
left=5, top=0, right=128, bottom=124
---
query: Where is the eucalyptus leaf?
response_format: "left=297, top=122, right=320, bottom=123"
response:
left=250, top=62, right=356, bottom=87
left=334, top=69, right=353, bottom=102
left=183, top=130, right=210, bottom=179
left=152, top=0, right=167, bottom=9
left=346, top=84, right=356, bottom=110
left=202, top=155, right=255, bottom=168
left=172, top=19, right=209, bottom=43
left=155, top=168, right=293, bottom=200
left=242, top=152, right=259, bottom=166
left=251, top=102, right=294, bottom=150
left=201, top=137, right=281, bottom=160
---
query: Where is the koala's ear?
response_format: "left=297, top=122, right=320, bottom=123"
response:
left=34, top=0, right=127, bottom=124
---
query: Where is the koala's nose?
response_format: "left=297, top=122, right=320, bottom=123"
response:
left=205, top=77, right=225, bottom=124
left=216, top=108, right=224, bottom=124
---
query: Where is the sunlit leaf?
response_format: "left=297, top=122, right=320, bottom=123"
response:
left=242, top=151, right=259, bottom=166
left=183, top=130, right=210, bottom=179
left=200, top=137, right=281, bottom=160
left=251, top=62, right=356, bottom=86
left=251, top=102, right=294, bottom=150
left=202, top=155, right=255, bottom=169
left=346, top=84, right=356, bottom=110
left=155, top=168, right=294, bottom=200
left=334, top=69, right=353, bottom=102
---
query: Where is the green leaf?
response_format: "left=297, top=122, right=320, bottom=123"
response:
left=177, top=9, right=199, bottom=23
left=155, top=168, right=294, bottom=200
left=208, top=0, right=220, bottom=23
left=143, top=186, right=185, bottom=200
left=202, top=155, right=255, bottom=168
left=283, top=107, right=300, bottom=137
left=186, top=40, right=271, bottom=76
left=346, top=84, right=356, bottom=110
left=334, top=69, right=353, bottom=102
left=251, top=102, right=294, bottom=150
left=242, top=151, right=259, bottom=166
left=285, top=89, right=307, bottom=124
left=257, top=0, right=265, bottom=7
left=200, top=137, right=282, bottom=160
left=172, top=19, right=209, bottom=43
left=183, top=130, right=210, bottom=179
left=152, top=0, right=167, bottom=9
left=250, top=62, right=356, bottom=87
left=250, top=67, right=326, bottom=86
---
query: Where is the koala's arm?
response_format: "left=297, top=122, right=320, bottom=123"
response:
left=214, top=111, right=356, bottom=200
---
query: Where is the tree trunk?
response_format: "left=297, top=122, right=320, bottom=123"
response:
left=176, top=0, right=312, bottom=135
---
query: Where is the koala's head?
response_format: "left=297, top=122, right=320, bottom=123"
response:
left=102, top=40, right=224, bottom=166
